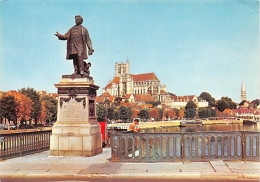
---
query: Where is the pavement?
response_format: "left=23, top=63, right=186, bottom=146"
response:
left=0, top=148, right=260, bottom=182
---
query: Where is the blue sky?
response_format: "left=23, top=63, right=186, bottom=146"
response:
left=0, top=0, right=259, bottom=103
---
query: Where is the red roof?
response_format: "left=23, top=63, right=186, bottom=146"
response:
left=134, top=94, right=155, bottom=102
left=104, top=77, right=120, bottom=89
left=96, top=96, right=104, bottom=103
left=132, top=73, right=158, bottom=82
left=102, top=92, right=112, bottom=97
left=232, top=108, right=255, bottom=114
left=123, top=94, right=132, bottom=99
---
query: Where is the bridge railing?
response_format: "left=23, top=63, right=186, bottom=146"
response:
left=0, top=130, right=52, bottom=160
left=111, top=131, right=260, bottom=162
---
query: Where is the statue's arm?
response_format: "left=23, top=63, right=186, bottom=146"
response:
left=85, top=29, right=94, bottom=55
left=55, top=29, right=70, bottom=40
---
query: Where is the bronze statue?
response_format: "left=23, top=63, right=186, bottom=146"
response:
left=55, top=15, right=94, bottom=75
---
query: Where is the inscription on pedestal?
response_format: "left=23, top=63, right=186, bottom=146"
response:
left=59, top=98, right=86, bottom=121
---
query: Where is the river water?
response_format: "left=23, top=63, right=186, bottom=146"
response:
left=142, top=123, right=260, bottom=133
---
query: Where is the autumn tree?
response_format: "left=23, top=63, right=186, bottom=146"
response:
left=132, top=108, right=140, bottom=119
left=158, top=108, right=164, bottom=120
left=19, top=88, right=42, bottom=127
left=6, top=91, right=33, bottom=127
left=179, top=109, right=184, bottom=119
left=149, top=108, right=160, bottom=121
left=172, top=108, right=179, bottom=118
left=39, top=101, right=47, bottom=125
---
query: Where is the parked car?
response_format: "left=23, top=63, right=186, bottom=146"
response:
left=0, top=124, right=7, bottom=130
left=9, top=125, right=17, bottom=130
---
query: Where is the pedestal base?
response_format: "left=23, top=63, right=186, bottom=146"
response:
left=50, top=121, right=102, bottom=156
left=50, top=76, right=102, bottom=157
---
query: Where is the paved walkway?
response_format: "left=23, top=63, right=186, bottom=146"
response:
left=0, top=148, right=259, bottom=181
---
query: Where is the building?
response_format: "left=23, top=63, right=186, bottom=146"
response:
left=171, top=95, right=208, bottom=109
left=240, top=81, right=246, bottom=102
left=103, top=59, right=166, bottom=101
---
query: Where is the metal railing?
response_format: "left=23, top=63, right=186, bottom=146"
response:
left=111, top=131, right=260, bottom=162
left=0, top=130, right=52, bottom=160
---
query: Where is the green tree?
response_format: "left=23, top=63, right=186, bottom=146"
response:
left=216, top=97, right=237, bottom=112
left=19, top=88, right=42, bottom=127
left=107, top=106, right=115, bottom=121
left=184, top=101, right=197, bottom=119
left=127, top=106, right=133, bottom=120
left=113, top=109, right=120, bottom=121
left=114, top=97, right=122, bottom=106
left=216, top=99, right=229, bottom=112
left=96, top=104, right=107, bottom=122
left=0, top=95, right=17, bottom=124
left=199, top=92, right=216, bottom=107
left=40, top=95, right=57, bottom=123
left=119, top=106, right=129, bottom=121
left=138, top=109, right=149, bottom=121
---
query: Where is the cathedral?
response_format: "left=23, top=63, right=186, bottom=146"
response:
left=102, top=59, right=166, bottom=101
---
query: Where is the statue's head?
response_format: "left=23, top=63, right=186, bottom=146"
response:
left=75, top=15, right=83, bottom=25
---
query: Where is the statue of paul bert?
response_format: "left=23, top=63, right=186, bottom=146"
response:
left=55, top=15, right=94, bottom=75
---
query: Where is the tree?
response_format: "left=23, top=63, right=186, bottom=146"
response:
left=119, top=106, right=129, bottom=121
left=113, top=109, right=120, bottom=121
left=198, top=108, right=207, bottom=118
left=216, top=100, right=229, bottom=112
left=0, top=95, right=17, bottom=124
left=199, top=92, right=216, bottom=107
left=6, top=91, right=33, bottom=127
left=107, top=107, right=115, bottom=121
left=149, top=108, right=160, bottom=120
left=252, top=99, right=260, bottom=108
left=172, top=108, right=179, bottom=118
left=39, top=101, right=47, bottom=125
left=132, top=108, right=139, bottom=119
left=40, top=95, right=57, bottom=124
left=96, top=104, right=107, bottom=122
left=127, top=106, right=133, bottom=120
left=216, top=97, right=237, bottom=112
left=159, top=108, right=164, bottom=120
left=19, top=88, right=42, bottom=127
left=185, top=101, right=197, bottom=119
left=114, top=97, right=122, bottom=106
left=138, top=109, right=149, bottom=121
left=179, top=109, right=184, bottom=119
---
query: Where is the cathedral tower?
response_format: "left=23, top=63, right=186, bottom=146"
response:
left=240, top=81, right=246, bottom=102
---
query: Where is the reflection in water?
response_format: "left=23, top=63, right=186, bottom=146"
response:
left=142, top=124, right=260, bottom=133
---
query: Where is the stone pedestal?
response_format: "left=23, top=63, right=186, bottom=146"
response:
left=50, top=75, right=102, bottom=156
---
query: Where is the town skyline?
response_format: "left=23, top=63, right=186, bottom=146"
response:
left=0, top=0, right=259, bottom=103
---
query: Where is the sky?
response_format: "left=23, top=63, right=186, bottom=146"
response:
left=0, top=0, right=259, bottom=103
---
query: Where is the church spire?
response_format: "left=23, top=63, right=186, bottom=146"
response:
left=240, top=81, right=246, bottom=102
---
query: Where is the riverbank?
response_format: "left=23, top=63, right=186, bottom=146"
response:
left=0, top=127, right=52, bottom=134
left=108, top=120, right=246, bottom=130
